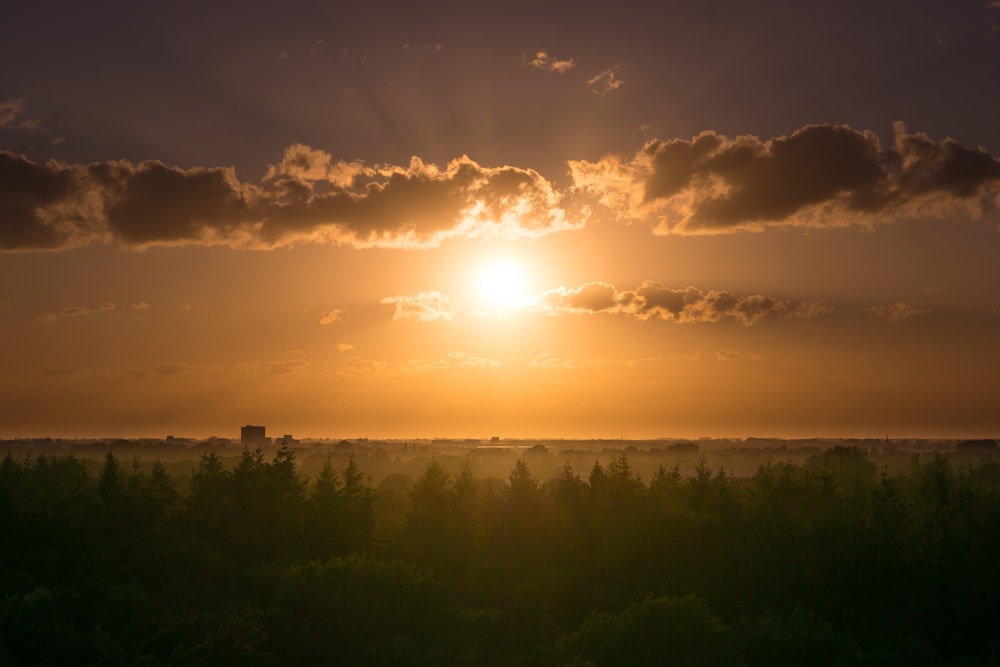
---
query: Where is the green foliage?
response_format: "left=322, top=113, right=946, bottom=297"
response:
left=2, top=447, right=999, bottom=665
left=555, top=594, right=732, bottom=666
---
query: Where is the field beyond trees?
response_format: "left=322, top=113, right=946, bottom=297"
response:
left=1, top=438, right=998, bottom=665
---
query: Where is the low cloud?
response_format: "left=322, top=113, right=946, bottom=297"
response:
left=266, top=359, right=311, bottom=375
left=446, top=351, right=503, bottom=369
left=570, top=123, right=1000, bottom=233
left=531, top=353, right=574, bottom=370
left=401, top=351, right=503, bottom=373
left=528, top=281, right=823, bottom=326
left=381, top=290, right=453, bottom=322
left=400, top=358, right=451, bottom=374
left=339, top=356, right=389, bottom=376
left=154, top=362, right=222, bottom=376
left=524, top=51, right=575, bottom=73
left=716, top=349, right=763, bottom=362
left=37, top=302, right=117, bottom=323
left=867, top=301, right=929, bottom=323
left=336, top=342, right=354, bottom=352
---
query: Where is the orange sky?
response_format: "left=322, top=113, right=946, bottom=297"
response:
left=1, top=1, right=999, bottom=439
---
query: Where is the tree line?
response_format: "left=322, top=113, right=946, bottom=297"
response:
left=1, top=445, right=998, bottom=665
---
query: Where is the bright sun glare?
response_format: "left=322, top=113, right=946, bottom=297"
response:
left=476, top=259, right=530, bottom=310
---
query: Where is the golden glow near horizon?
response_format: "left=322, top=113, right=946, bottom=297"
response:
left=1, top=2, right=1000, bottom=440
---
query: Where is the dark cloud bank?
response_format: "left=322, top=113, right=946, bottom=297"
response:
left=2, top=124, right=998, bottom=250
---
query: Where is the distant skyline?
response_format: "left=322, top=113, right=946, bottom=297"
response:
left=2, top=1, right=999, bottom=439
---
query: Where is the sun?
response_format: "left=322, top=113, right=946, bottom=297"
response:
left=476, top=259, right=530, bottom=310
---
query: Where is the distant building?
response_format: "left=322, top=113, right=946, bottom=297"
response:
left=241, top=425, right=268, bottom=447
left=276, top=434, right=300, bottom=447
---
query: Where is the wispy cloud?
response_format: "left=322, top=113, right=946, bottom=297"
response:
left=381, top=291, right=453, bottom=322
left=587, top=68, right=623, bottom=94
left=339, top=356, right=389, bottom=376
left=524, top=50, right=575, bottom=73
left=403, top=39, right=443, bottom=55
left=531, top=353, right=574, bottom=370
left=446, top=351, right=503, bottom=369
left=37, top=302, right=117, bottom=323
left=154, top=362, right=223, bottom=376
left=400, top=351, right=503, bottom=374
left=266, top=359, right=311, bottom=375
left=0, top=97, right=39, bottom=131
left=319, top=308, right=345, bottom=325
left=716, top=349, right=763, bottom=362
left=400, top=358, right=451, bottom=374
left=867, top=301, right=929, bottom=323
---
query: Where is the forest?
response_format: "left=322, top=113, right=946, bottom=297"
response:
left=1, top=442, right=998, bottom=665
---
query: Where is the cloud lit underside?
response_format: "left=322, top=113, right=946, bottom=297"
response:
left=2, top=124, right=998, bottom=251
left=0, top=149, right=577, bottom=251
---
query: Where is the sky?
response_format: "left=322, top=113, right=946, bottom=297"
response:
left=2, top=0, right=999, bottom=440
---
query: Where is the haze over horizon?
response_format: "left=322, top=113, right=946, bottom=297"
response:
left=2, top=1, right=1000, bottom=440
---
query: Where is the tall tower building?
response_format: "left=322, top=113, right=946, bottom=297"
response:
left=241, top=424, right=267, bottom=447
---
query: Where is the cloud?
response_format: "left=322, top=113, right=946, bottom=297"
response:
left=336, top=342, right=354, bottom=351
left=867, top=301, right=929, bottom=323
left=37, top=302, right=117, bottom=323
left=572, top=124, right=1000, bottom=234
left=528, top=281, right=820, bottom=325
left=402, top=39, right=443, bottom=55
left=400, top=358, right=451, bottom=374
left=446, top=351, right=503, bottom=369
left=264, top=143, right=364, bottom=187
left=716, top=349, right=763, bottom=362
left=398, top=351, right=503, bottom=373
left=528, top=281, right=619, bottom=314
left=0, top=150, right=579, bottom=251
left=531, top=353, right=574, bottom=370
left=319, top=308, right=344, bottom=325
left=266, top=359, right=310, bottom=375
left=0, top=97, right=39, bottom=131
left=339, top=356, right=389, bottom=376
left=154, top=362, right=222, bottom=376
left=381, top=290, right=453, bottom=322
left=587, top=68, right=624, bottom=94
left=524, top=51, right=575, bottom=73
left=5, top=123, right=997, bottom=251
left=130, top=301, right=150, bottom=311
